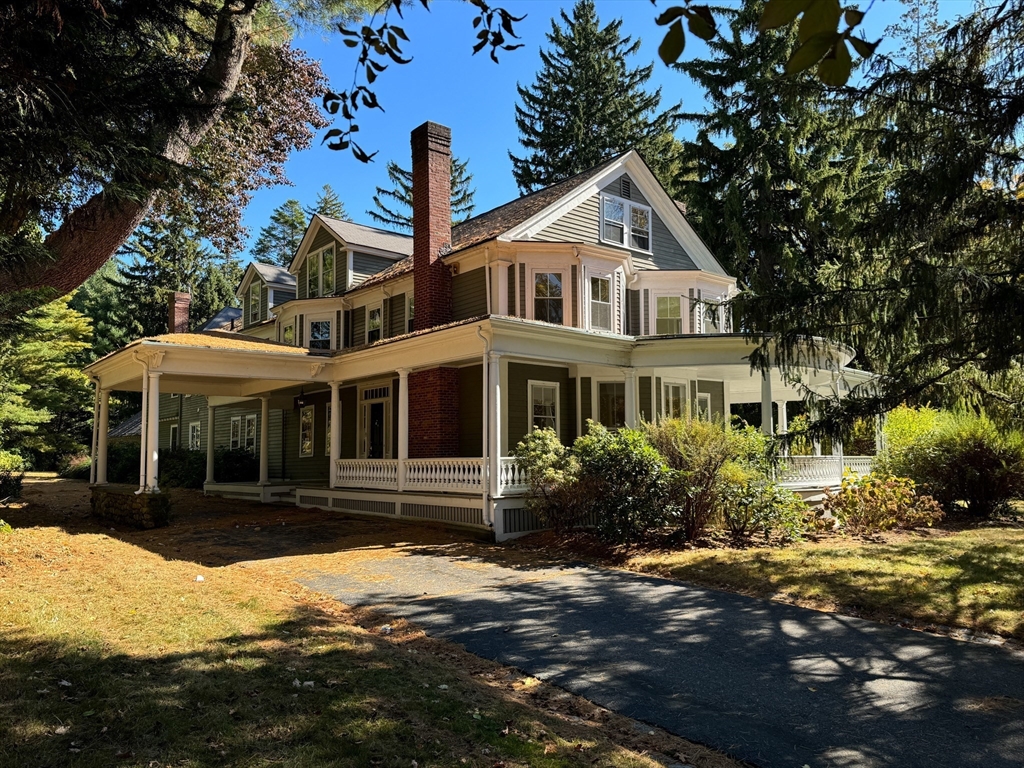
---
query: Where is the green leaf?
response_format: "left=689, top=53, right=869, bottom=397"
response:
left=655, top=7, right=686, bottom=26
left=849, top=36, right=880, bottom=59
left=798, top=0, right=841, bottom=43
left=687, top=9, right=716, bottom=41
left=785, top=32, right=836, bottom=74
left=844, top=8, right=864, bottom=27
left=817, top=38, right=853, bottom=86
left=759, top=0, right=813, bottom=30
left=658, top=20, right=686, bottom=65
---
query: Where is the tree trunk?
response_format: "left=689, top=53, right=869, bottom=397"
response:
left=2, top=0, right=261, bottom=299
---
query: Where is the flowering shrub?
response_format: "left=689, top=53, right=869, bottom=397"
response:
left=821, top=472, right=944, bottom=533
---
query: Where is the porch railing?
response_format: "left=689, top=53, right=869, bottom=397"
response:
left=778, top=455, right=873, bottom=489
left=843, top=455, right=874, bottom=476
left=335, top=459, right=398, bottom=490
left=405, top=458, right=484, bottom=492
left=498, top=457, right=529, bottom=494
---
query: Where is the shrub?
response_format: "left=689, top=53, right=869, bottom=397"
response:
left=59, top=454, right=92, bottom=480
left=107, top=441, right=142, bottom=484
left=821, top=472, right=944, bottom=533
left=512, top=427, right=587, bottom=533
left=0, top=451, right=25, bottom=500
left=0, top=519, right=12, bottom=535
left=215, top=447, right=259, bottom=483
left=723, top=478, right=808, bottom=542
left=573, top=422, right=666, bottom=543
left=883, top=411, right=1024, bottom=516
left=159, top=448, right=207, bottom=489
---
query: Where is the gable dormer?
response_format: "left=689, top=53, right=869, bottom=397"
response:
left=236, top=263, right=296, bottom=329
left=290, top=215, right=412, bottom=300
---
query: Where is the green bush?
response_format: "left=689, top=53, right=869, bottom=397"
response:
left=882, top=411, right=1024, bottom=516
left=722, top=478, right=808, bottom=542
left=59, top=454, right=92, bottom=480
left=821, top=472, right=944, bottom=533
left=158, top=448, right=207, bottom=489
left=0, top=451, right=25, bottom=500
left=511, top=427, right=590, bottom=533
left=215, top=447, right=259, bottom=483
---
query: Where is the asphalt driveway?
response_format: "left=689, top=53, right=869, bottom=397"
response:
left=303, top=549, right=1024, bottom=768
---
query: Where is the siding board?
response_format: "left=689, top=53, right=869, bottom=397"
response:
left=639, top=376, right=652, bottom=421
left=580, top=377, right=592, bottom=429
left=508, top=363, right=572, bottom=448
left=452, top=267, right=487, bottom=320
left=351, top=306, right=366, bottom=345
left=697, top=380, right=725, bottom=419
left=458, top=365, right=483, bottom=456
left=388, top=293, right=406, bottom=336
left=351, top=252, right=395, bottom=286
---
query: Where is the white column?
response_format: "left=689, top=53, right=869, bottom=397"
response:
left=96, top=390, right=110, bottom=485
left=138, top=370, right=149, bottom=493
left=760, top=371, right=774, bottom=436
left=89, top=384, right=99, bottom=485
left=205, top=404, right=216, bottom=485
left=624, top=368, right=637, bottom=428
left=776, top=401, right=788, bottom=433
left=145, top=372, right=161, bottom=492
left=329, top=382, right=341, bottom=488
left=258, top=396, right=270, bottom=486
left=496, top=263, right=509, bottom=315
left=488, top=353, right=501, bottom=498
left=397, top=369, right=409, bottom=491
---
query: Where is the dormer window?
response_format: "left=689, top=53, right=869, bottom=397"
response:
left=307, top=245, right=335, bottom=298
left=249, top=282, right=260, bottom=323
left=601, top=194, right=651, bottom=252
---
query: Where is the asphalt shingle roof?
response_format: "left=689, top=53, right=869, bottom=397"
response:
left=317, top=217, right=413, bottom=256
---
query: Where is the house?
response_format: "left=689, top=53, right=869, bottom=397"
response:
left=84, top=122, right=874, bottom=540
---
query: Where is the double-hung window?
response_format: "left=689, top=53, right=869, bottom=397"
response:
left=598, top=382, right=626, bottom=428
left=307, top=245, right=335, bottom=298
left=188, top=422, right=201, bottom=451
left=589, top=275, right=612, bottom=331
left=244, top=414, right=257, bottom=453
left=663, top=383, right=686, bottom=420
left=307, top=256, right=320, bottom=299
left=367, top=305, right=382, bottom=343
left=656, top=296, right=682, bottom=335
left=534, top=272, right=563, bottom=324
left=529, top=381, right=559, bottom=434
left=601, top=194, right=652, bottom=251
left=249, top=282, right=261, bottom=323
left=406, top=296, right=415, bottom=333
left=230, top=416, right=241, bottom=449
left=282, top=321, right=294, bottom=345
left=309, top=319, right=331, bottom=350
left=299, top=405, right=314, bottom=457
left=169, top=424, right=179, bottom=450
left=695, top=392, right=712, bottom=421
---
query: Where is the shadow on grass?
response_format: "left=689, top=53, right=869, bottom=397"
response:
left=0, top=603, right=637, bottom=768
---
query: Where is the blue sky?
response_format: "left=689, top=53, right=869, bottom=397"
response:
left=238, top=0, right=955, bottom=255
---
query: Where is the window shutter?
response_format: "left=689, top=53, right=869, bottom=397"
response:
left=507, top=264, right=516, bottom=316
left=643, top=289, right=650, bottom=335
left=382, top=299, right=390, bottom=338
left=519, top=263, right=526, bottom=316
left=298, top=314, right=304, bottom=347
left=336, top=310, right=342, bottom=349
left=570, top=264, right=578, bottom=327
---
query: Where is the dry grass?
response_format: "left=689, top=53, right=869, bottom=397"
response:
left=0, top=478, right=742, bottom=768
left=624, top=527, right=1024, bottom=640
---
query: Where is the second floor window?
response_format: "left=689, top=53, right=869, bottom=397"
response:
left=601, top=194, right=652, bottom=252
left=309, top=320, right=331, bottom=350
left=656, top=296, right=682, bottom=335
left=282, top=322, right=294, bottom=345
left=307, top=245, right=335, bottom=298
left=367, top=306, right=382, bottom=343
left=534, top=272, right=563, bottom=324
left=590, top=275, right=612, bottom=331
left=249, top=283, right=260, bottom=323
left=407, top=296, right=414, bottom=333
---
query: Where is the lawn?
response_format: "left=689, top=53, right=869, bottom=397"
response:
left=0, top=479, right=739, bottom=768
left=626, top=527, right=1024, bottom=640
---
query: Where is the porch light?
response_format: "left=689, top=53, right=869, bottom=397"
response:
left=295, top=388, right=306, bottom=408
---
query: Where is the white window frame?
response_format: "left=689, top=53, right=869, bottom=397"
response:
left=188, top=421, right=201, bottom=451
left=597, top=380, right=627, bottom=429
left=406, top=295, right=415, bottom=334
left=366, top=302, right=383, bottom=344
left=299, top=405, right=315, bottom=457
left=307, top=315, right=333, bottom=351
left=249, top=282, right=261, bottom=323
left=230, top=416, right=241, bottom=449
left=654, top=294, right=683, bottom=336
left=531, top=269, right=565, bottom=325
left=358, top=382, right=392, bottom=459
left=588, top=271, right=613, bottom=332
left=600, top=193, right=652, bottom=253
left=282, top=320, right=295, bottom=346
left=695, top=392, right=712, bottom=421
left=528, top=380, right=560, bottom=436
left=244, top=413, right=257, bottom=454
left=662, top=381, right=687, bottom=420
left=169, top=424, right=179, bottom=450
left=305, top=245, right=336, bottom=298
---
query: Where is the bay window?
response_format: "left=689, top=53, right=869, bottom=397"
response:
left=589, top=275, right=612, bottom=331
left=308, top=319, right=332, bottom=350
left=656, top=296, right=682, bottom=335
left=534, top=272, right=563, bottom=324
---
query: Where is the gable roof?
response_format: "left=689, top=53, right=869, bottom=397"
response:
left=109, top=410, right=142, bottom=438
left=317, top=216, right=413, bottom=256
left=200, top=306, right=243, bottom=332
left=237, top=261, right=296, bottom=298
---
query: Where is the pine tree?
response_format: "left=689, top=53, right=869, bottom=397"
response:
left=367, top=156, right=476, bottom=232
left=251, top=199, right=307, bottom=266
left=305, top=184, right=348, bottom=220
left=509, top=0, right=681, bottom=194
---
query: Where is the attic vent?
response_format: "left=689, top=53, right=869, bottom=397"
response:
left=621, top=178, right=632, bottom=199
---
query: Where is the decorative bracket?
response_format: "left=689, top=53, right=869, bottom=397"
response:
left=310, top=361, right=327, bottom=378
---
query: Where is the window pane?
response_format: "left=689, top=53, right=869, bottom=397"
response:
left=250, top=284, right=260, bottom=322
left=535, top=273, right=563, bottom=324
left=604, top=197, right=624, bottom=223
left=300, top=407, right=314, bottom=456
left=590, top=276, right=612, bottom=331
left=664, top=384, right=684, bottom=419
left=230, top=418, right=240, bottom=448
left=598, top=382, right=626, bottom=428
left=283, top=324, right=294, bottom=345
left=322, top=248, right=334, bottom=294
left=309, top=320, right=331, bottom=350
left=531, top=384, right=557, bottom=432
left=656, top=296, right=682, bottom=335
left=368, top=307, right=382, bottom=343
left=630, top=205, right=651, bottom=250
left=308, top=259, right=319, bottom=298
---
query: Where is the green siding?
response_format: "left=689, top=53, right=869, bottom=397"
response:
left=697, top=380, right=725, bottom=419
left=452, top=267, right=487, bottom=320
left=261, top=283, right=269, bottom=322
left=655, top=377, right=662, bottom=417
left=298, top=261, right=308, bottom=300
left=626, top=290, right=640, bottom=335
left=566, top=378, right=577, bottom=442
left=351, top=252, right=395, bottom=286
left=282, top=392, right=331, bottom=484
left=639, top=376, right=652, bottom=421
left=351, top=305, right=366, bottom=346
left=388, top=293, right=406, bottom=336
left=580, top=377, right=592, bottom=426
left=340, top=386, right=357, bottom=458
left=507, top=363, right=573, bottom=448
left=310, top=226, right=336, bottom=251
left=211, top=401, right=284, bottom=479
left=507, top=264, right=515, bottom=316
left=458, top=365, right=483, bottom=456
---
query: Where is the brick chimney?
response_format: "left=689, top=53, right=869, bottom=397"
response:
left=168, top=291, right=190, bottom=334
left=411, top=121, right=453, bottom=331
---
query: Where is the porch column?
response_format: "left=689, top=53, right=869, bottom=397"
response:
left=205, top=404, right=216, bottom=485
left=760, top=371, right=774, bottom=436
left=488, top=353, right=501, bottom=498
left=396, top=368, right=409, bottom=491
left=89, top=384, right=99, bottom=484
left=258, top=396, right=270, bottom=486
left=329, top=381, right=341, bottom=488
left=624, top=368, right=637, bottom=428
left=145, top=371, right=161, bottom=493
left=776, top=400, right=788, bottom=457
left=138, top=369, right=149, bottom=492
left=96, top=389, right=110, bottom=485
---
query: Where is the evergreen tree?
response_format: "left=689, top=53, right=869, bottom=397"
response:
left=251, top=199, right=307, bottom=266
left=305, top=184, right=348, bottom=220
left=509, top=0, right=681, bottom=194
left=367, top=156, right=476, bottom=232
left=70, top=260, right=133, bottom=359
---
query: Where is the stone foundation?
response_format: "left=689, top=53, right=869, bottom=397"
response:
left=91, top=486, right=170, bottom=529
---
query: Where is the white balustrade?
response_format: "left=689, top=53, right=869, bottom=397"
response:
left=405, top=458, right=484, bottom=492
left=334, top=459, right=398, bottom=490
left=778, top=456, right=843, bottom=488
left=843, top=456, right=874, bottom=476
left=498, top=457, right=529, bottom=494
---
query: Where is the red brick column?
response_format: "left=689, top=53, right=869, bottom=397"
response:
left=408, top=367, right=460, bottom=458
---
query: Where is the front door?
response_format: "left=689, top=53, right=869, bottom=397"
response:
left=365, top=401, right=386, bottom=458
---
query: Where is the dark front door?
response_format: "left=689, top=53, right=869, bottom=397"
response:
left=367, top=401, right=386, bottom=459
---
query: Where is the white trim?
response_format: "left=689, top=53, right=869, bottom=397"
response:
left=595, top=379, right=627, bottom=428
left=529, top=267, right=567, bottom=324
left=661, top=380, right=687, bottom=420
left=188, top=421, right=202, bottom=451
left=599, top=193, right=652, bottom=254
left=230, top=415, right=241, bottom=449
left=357, top=381, right=393, bottom=459
left=405, top=294, right=415, bottom=334
left=169, top=423, right=179, bottom=450
left=586, top=269, right=614, bottom=332
left=299, top=405, right=315, bottom=457
left=527, top=379, right=560, bottom=436
left=244, top=413, right=257, bottom=453
left=249, top=282, right=261, bottom=324
left=365, top=301, right=383, bottom=344
left=696, top=392, right=712, bottom=421
left=653, top=293, right=683, bottom=336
